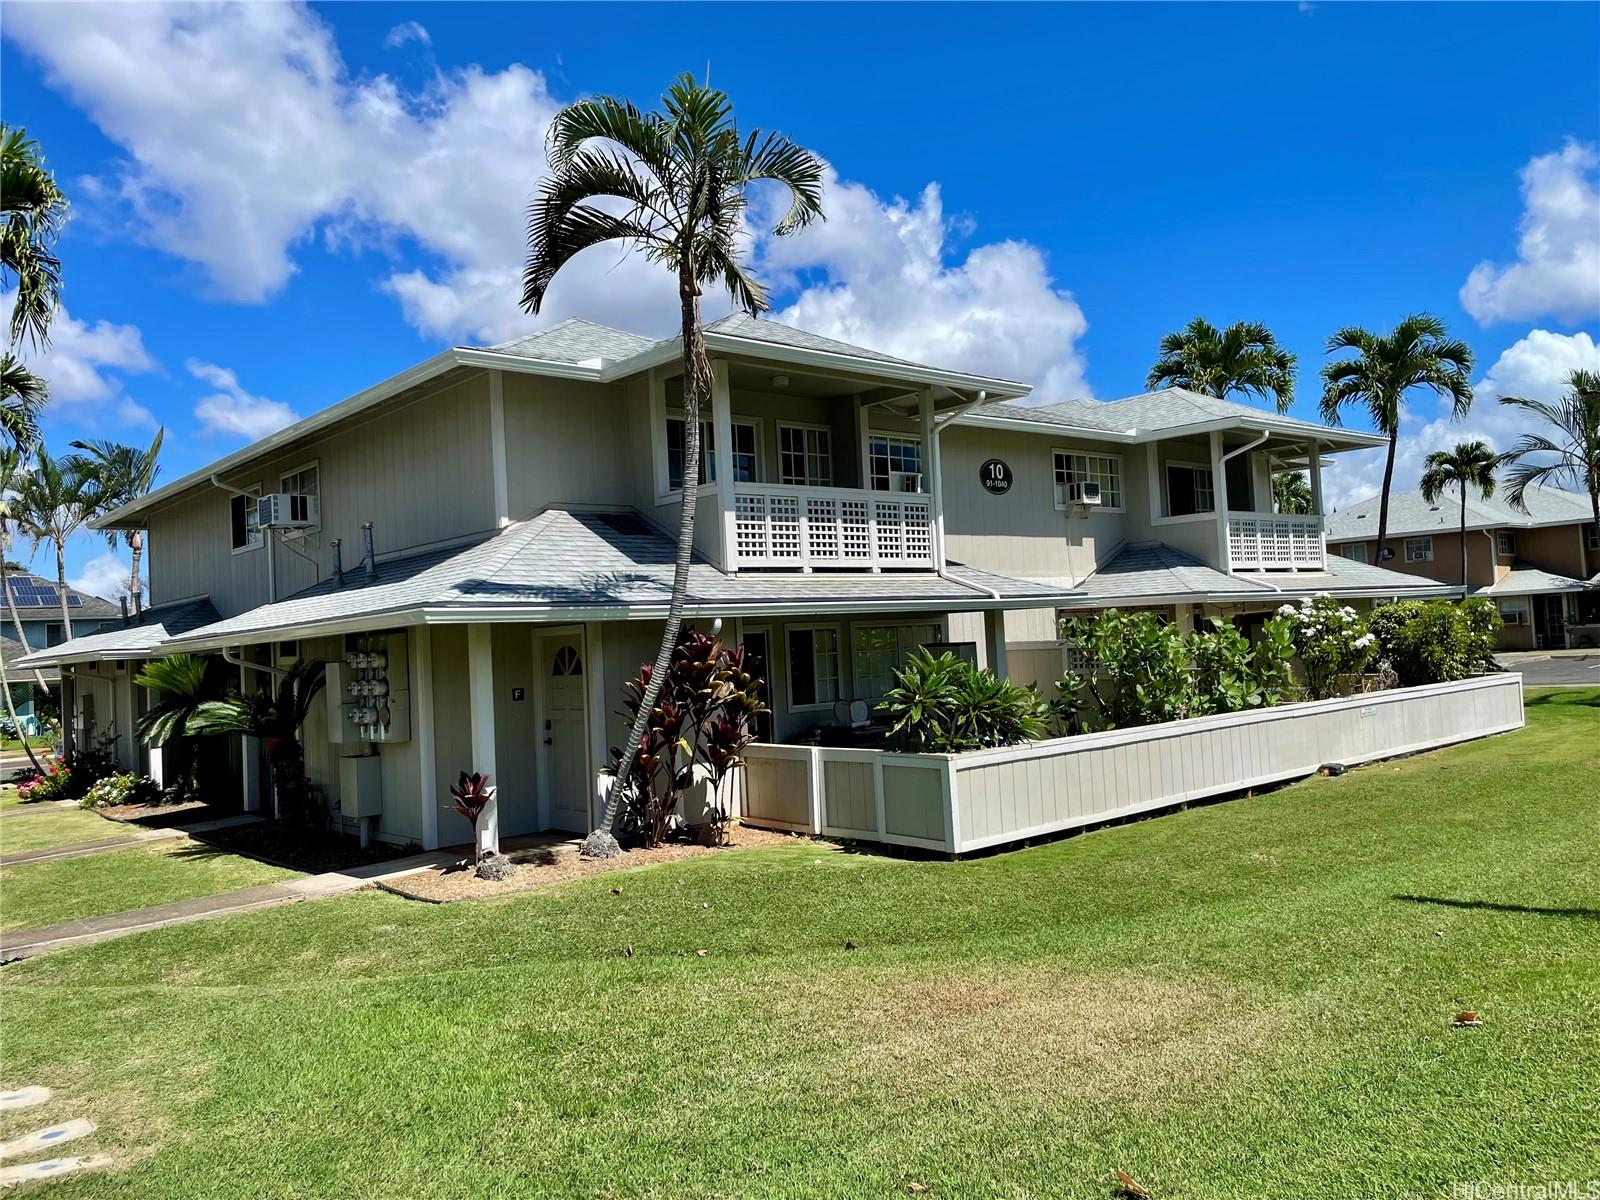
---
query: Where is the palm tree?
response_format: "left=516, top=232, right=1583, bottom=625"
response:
left=1419, top=440, right=1501, bottom=593
left=1272, top=471, right=1314, bottom=515
left=196, top=659, right=326, bottom=823
left=1146, top=318, right=1297, bottom=413
left=69, top=428, right=164, bottom=611
left=1, top=124, right=69, bottom=448
left=0, top=446, right=48, bottom=691
left=1320, top=314, right=1474, bottom=563
left=135, top=654, right=232, bottom=801
left=12, top=449, right=96, bottom=640
left=1496, top=368, right=1600, bottom=534
left=521, top=73, right=824, bottom=856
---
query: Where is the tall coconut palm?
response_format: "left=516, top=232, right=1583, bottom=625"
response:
left=521, top=73, right=824, bottom=856
left=1272, top=470, right=1314, bottom=515
left=1, top=124, right=69, bottom=448
left=1146, top=318, right=1297, bottom=413
left=12, top=449, right=96, bottom=641
left=0, top=446, right=48, bottom=690
left=69, top=428, right=164, bottom=611
left=1320, top=314, right=1474, bottom=563
left=1419, top=439, right=1501, bottom=593
left=1496, top=368, right=1600, bottom=535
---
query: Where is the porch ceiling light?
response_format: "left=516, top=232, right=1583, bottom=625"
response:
left=771, top=374, right=789, bottom=388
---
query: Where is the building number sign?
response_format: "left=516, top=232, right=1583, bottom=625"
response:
left=980, top=458, right=1013, bottom=495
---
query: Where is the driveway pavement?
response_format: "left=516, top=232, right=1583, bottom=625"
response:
left=1495, top=651, right=1600, bottom=687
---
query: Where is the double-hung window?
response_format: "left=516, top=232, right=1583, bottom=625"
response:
left=851, top=622, right=944, bottom=701
left=787, top=626, right=840, bottom=709
left=1053, top=451, right=1123, bottom=510
left=279, top=463, right=320, bottom=536
left=1404, top=536, right=1433, bottom=563
left=778, top=425, right=831, bottom=487
left=1338, top=542, right=1369, bottom=564
left=1586, top=523, right=1598, bottom=552
left=1165, top=462, right=1214, bottom=516
left=868, top=434, right=922, bottom=492
left=229, top=484, right=263, bottom=552
left=668, top=416, right=761, bottom=488
left=1496, top=530, right=1516, bottom=557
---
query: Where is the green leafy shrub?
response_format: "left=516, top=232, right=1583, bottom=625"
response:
left=1056, top=610, right=1198, bottom=731
left=1276, top=595, right=1378, bottom=699
left=1370, top=599, right=1489, bottom=686
left=880, top=649, right=1047, bottom=752
left=17, top=760, right=71, bottom=802
left=79, top=772, right=162, bottom=810
left=1190, top=616, right=1298, bottom=715
left=1460, top=596, right=1504, bottom=671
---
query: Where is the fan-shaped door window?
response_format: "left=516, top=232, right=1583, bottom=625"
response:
left=551, top=645, right=583, bottom=676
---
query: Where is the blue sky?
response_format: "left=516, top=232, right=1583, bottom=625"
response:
left=2, top=1, right=1598, bottom=600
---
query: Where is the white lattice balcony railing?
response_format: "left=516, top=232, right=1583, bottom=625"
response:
left=1227, top=512, right=1326, bottom=570
left=732, top=484, right=935, bottom=569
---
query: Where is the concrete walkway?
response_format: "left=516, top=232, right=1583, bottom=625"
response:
left=0, top=848, right=459, bottom=962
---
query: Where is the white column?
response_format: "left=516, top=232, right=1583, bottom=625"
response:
left=711, top=359, right=736, bottom=570
left=583, top=620, right=608, bottom=830
left=855, top=396, right=871, bottom=488
left=489, top=370, right=510, bottom=528
left=921, top=389, right=945, bottom=567
left=413, top=625, right=439, bottom=850
left=239, top=660, right=262, bottom=812
left=1145, top=442, right=1164, bottom=521
left=1308, top=439, right=1325, bottom=568
left=60, top=669, right=76, bottom=761
left=1210, top=431, right=1230, bottom=569
left=467, top=623, right=500, bottom=856
left=983, top=609, right=1009, bottom=681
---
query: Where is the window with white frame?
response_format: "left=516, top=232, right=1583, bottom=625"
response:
left=1404, top=536, right=1433, bottom=563
left=229, top=484, right=263, bottom=552
left=787, top=626, right=840, bottom=709
left=851, top=622, right=944, bottom=701
left=1164, top=462, right=1215, bottom=516
left=279, top=463, right=320, bottom=535
left=1496, top=530, right=1516, bottom=557
left=1497, top=598, right=1529, bottom=626
left=1053, top=451, right=1123, bottom=510
left=778, top=424, right=831, bottom=487
left=727, top=420, right=760, bottom=483
left=1338, top=542, right=1368, bottom=564
left=668, top=415, right=760, bottom=488
left=868, top=433, right=922, bottom=492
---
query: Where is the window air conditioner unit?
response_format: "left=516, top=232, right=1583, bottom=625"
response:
left=257, top=493, right=320, bottom=529
left=889, top=471, right=923, bottom=494
left=1066, top=481, right=1102, bottom=505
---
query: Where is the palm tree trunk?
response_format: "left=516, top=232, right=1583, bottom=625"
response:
left=1376, top=428, right=1398, bottom=562
left=0, top=649, right=46, bottom=775
left=129, top=531, right=144, bottom=612
left=0, top=558, right=49, bottom=691
left=592, top=253, right=708, bottom=849
left=54, top=537, right=73, bottom=641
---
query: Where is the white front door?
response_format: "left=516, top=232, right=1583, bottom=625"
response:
left=540, top=635, right=590, bottom=833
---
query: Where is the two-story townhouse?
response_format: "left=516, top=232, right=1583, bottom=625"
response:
left=20, top=316, right=1083, bottom=851
left=1324, top=485, right=1600, bottom=650
left=937, top=391, right=1452, bottom=685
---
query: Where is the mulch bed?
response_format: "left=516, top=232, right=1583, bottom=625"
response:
left=193, top=821, right=420, bottom=874
left=97, top=799, right=223, bottom=829
left=382, top=824, right=820, bottom=903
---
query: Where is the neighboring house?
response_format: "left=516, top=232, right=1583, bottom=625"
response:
left=1325, top=485, right=1600, bottom=650
left=18, top=315, right=1451, bottom=849
left=2, top=571, right=121, bottom=652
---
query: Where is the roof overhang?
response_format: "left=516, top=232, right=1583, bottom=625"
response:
left=957, top=411, right=1385, bottom=451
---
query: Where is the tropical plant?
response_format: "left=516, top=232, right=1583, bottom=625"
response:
left=1368, top=600, right=1492, bottom=687
left=78, top=771, right=161, bottom=810
left=1275, top=594, right=1378, bottom=700
left=0, top=449, right=48, bottom=693
left=17, top=758, right=71, bottom=803
left=1419, top=439, right=1501, bottom=592
left=1190, top=616, right=1297, bottom=715
left=1496, top=368, right=1600, bottom=534
left=196, top=659, right=327, bottom=824
left=68, top=428, right=164, bottom=610
left=135, top=654, right=231, bottom=803
left=444, top=771, right=497, bottom=864
left=12, top=448, right=96, bottom=639
left=522, top=74, right=824, bottom=856
left=878, top=647, right=1046, bottom=752
left=1272, top=471, right=1314, bottom=515
left=1320, top=315, right=1474, bottom=563
left=1460, top=596, right=1504, bottom=673
left=1146, top=317, right=1297, bottom=413
left=1, top=124, right=69, bottom=448
left=1057, top=610, right=1199, bottom=731
left=607, top=627, right=767, bottom=848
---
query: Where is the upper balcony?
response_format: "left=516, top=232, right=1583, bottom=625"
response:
left=731, top=483, right=935, bottom=570
left=1226, top=511, right=1325, bottom=570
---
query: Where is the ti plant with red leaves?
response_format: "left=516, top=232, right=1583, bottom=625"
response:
left=607, top=628, right=767, bottom=848
left=444, top=771, right=497, bottom=861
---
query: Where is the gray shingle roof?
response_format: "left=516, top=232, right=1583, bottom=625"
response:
left=706, top=312, right=925, bottom=368
left=3, top=635, right=59, bottom=683
left=976, top=387, right=1365, bottom=444
left=14, top=598, right=222, bottom=668
left=167, top=511, right=1080, bottom=646
left=486, top=318, right=657, bottom=365
left=1326, top=483, right=1596, bottom=540
left=1477, top=562, right=1598, bottom=596
left=1060, top=542, right=1451, bottom=606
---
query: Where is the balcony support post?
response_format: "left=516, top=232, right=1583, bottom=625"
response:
left=711, top=359, right=736, bottom=572
left=920, top=388, right=944, bottom=568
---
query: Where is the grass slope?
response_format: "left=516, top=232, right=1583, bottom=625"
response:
left=1, top=842, right=299, bottom=933
left=0, top=808, right=128, bottom=855
left=1, top=690, right=1595, bottom=1198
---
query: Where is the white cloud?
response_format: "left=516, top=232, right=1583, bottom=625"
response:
left=1321, top=329, right=1600, bottom=510
left=384, top=21, right=430, bottom=49
left=69, top=551, right=139, bottom=602
left=760, top=173, right=1090, bottom=400
left=3, top=290, right=158, bottom=428
left=4, top=2, right=1092, bottom=383
left=1460, top=141, right=1600, bottom=326
left=187, top=359, right=298, bottom=440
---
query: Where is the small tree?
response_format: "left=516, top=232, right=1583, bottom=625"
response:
left=1057, top=609, right=1198, bottom=731
left=1419, top=439, right=1500, bottom=593
left=1276, top=595, right=1377, bottom=699
left=135, top=654, right=231, bottom=803
left=198, top=659, right=326, bottom=824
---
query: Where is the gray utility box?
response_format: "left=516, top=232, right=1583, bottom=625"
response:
left=339, top=754, right=383, bottom=819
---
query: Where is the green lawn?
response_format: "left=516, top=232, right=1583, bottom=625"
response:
left=0, top=807, right=126, bottom=855
left=1, top=841, right=300, bottom=933
left=1, top=690, right=1595, bottom=1198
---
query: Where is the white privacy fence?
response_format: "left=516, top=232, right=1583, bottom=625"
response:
left=731, top=484, right=935, bottom=569
left=736, top=673, right=1525, bottom=855
left=1227, top=511, right=1325, bottom=570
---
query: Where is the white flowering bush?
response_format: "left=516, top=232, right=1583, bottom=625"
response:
left=1276, top=594, right=1378, bottom=699
left=78, top=772, right=162, bottom=810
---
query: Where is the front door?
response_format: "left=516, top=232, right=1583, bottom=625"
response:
left=742, top=628, right=774, bottom=742
left=541, top=636, right=590, bottom=832
left=1535, top=594, right=1568, bottom=650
